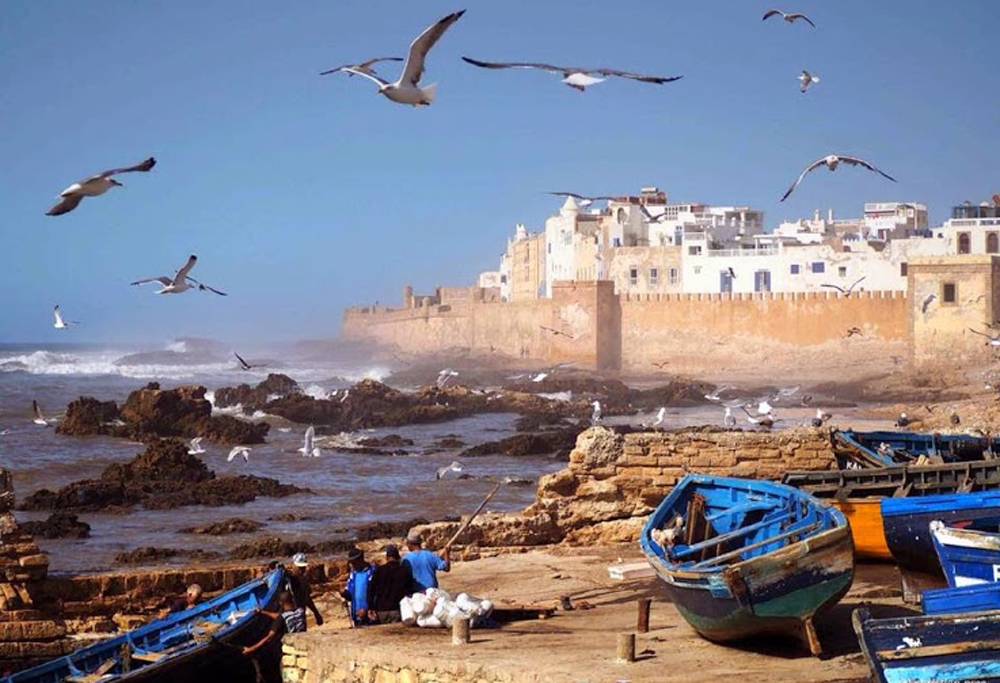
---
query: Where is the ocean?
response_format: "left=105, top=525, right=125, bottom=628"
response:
left=0, top=340, right=568, bottom=574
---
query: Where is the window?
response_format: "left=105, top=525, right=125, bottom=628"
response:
left=943, top=282, right=956, bottom=303
left=693, top=266, right=702, bottom=275
left=649, top=268, right=659, bottom=286
left=720, top=270, right=733, bottom=293
left=988, top=233, right=999, bottom=254
left=838, top=266, right=848, bottom=277
left=958, top=232, right=971, bottom=254
left=900, top=263, right=908, bottom=277
left=811, top=262, right=825, bottom=274
left=688, top=245, right=702, bottom=256
left=754, top=270, right=772, bottom=293
left=669, top=267, right=679, bottom=285
left=547, top=243, right=551, bottom=254
left=629, top=268, right=638, bottom=286
left=790, top=264, right=800, bottom=275
left=612, top=237, right=621, bottom=247
left=500, top=275, right=507, bottom=284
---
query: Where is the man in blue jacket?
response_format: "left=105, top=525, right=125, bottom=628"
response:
left=341, top=548, right=374, bottom=625
left=402, top=532, right=450, bottom=593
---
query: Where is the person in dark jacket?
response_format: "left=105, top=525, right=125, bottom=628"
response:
left=285, top=553, right=323, bottom=629
left=367, top=544, right=413, bottom=623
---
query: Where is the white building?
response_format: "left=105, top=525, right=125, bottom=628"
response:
left=648, top=204, right=764, bottom=248
left=933, top=202, right=1000, bottom=255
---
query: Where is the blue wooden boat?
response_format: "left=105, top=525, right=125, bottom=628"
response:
left=639, top=474, right=854, bottom=656
left=3, top=568, right=284, bottom=683
left=882, top=492, right=1000, bottom=575
left=931, top=520, right=1000, bottom=588
left=922, top=582, right=1000, bottom=616
left=854, top=606, right=1000, bottom=683
left=833, top=430, right=998, bottom=469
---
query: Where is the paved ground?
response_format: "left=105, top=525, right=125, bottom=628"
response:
left=309, top=546, right=917, bottom=683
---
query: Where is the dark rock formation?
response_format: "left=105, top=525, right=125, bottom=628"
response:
left=19, top=513, right=91, bottom=539
left=55, top=397, right=123, bottom=438
left=179, top=518, right=265, bottom=535
left=214, top=374, right=300, bottom=411
left=460, top=427, right=582, bottom=459
left=113, top=547, right=222, bottom=566
left=357, top=435, right=414, bottom=449
left=228, top=537, right=317, bottom=561
left=19, top=440, right=308, bottom=513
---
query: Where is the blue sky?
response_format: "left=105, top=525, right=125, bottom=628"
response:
left=1, top=0, right=998, bottom=343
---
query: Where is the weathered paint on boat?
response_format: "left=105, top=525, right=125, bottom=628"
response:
left=640, top=474, right=855, bottom=656
left=831, top=498, right=892, bottom=560
left=931, top=521, right=1000, bottom=588
left=833, top=430, right=998, bottom=469
left=882, top=492, right=1000, bottom=575
left=922, top=582, right=1000, bottom=615
left=854, top=606, right=1000, bottom=683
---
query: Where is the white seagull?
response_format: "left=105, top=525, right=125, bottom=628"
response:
left=462, top=57, right=682, bottom=92
left=32, top=400, right=52, bottom=427
left=188, top=437, right=206, bottom=455
left=741, top=407, right=774, bottom=428
left=531, top=372, right=549, bottom=383
left=319, top=56, right=403, bottom=77
left=46, top=157, right=156, bottom=216
left=53, top=305, right=78, bottom=329
left=131, top=255, right=228, bottom=296
left=762, top=9, right=816, bottom=28
left=811, top=408, right=832, bottom=427
left=969, top=328, right=1000, bottom=347
left=299, top=426, right=321, bottom=458
left=652, top=407, right=666, bottom=428
left=798, top=70, right=819, bottom=93
left=590, top=400, right=602, bottom=424
left=704, top=385, right=733, bottom=402
left=326, top=10, right=465, bottom=106
left=435, top=461, right=464, bottom=480
left=227, top=446, right=251, bottom=463
left=757, top=400, right=774, bottom=416
left=724, top=406, right=737, bottom=428
left=781, top=154, right=896, bottom=202
left=437, top=369, right=459, bottom=388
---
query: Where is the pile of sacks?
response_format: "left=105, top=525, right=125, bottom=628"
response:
left=400, top=588, right=493, bottom=629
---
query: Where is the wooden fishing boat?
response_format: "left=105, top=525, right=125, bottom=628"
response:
left=783, top=460, right=1000, bottom=562
left=882, top=492, right=1000, bottom=575
left=833, top=429, right=998, bottom=469
left=931, top=521, right=1000, bottom=588
left=922, top=582, right=1000, bottom=616
left=639, top=474, right=854, bottom=656
left=3, top=568, right=284, bottom=683
left=854, top=606, right=1000, bottom=683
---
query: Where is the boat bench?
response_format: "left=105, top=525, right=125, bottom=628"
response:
left=705, top=501, right=776, bottom=523
left=670, top=510, right=795, bottom=561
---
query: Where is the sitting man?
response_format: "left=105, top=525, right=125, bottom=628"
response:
left=341, top=548, right=375, bottom=625
left=402, top=532, right=450, bottom=593
left=367, top=544, right=413, bottom=623
left=167, top=583, right=204, bottom=614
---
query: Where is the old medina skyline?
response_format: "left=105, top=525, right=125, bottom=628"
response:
left=5, top=2, right=1000, bottom=683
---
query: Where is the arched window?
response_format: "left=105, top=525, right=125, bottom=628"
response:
left=958, top=232, right=972, bottom=254
left=987, top=233, right=999, bottom=254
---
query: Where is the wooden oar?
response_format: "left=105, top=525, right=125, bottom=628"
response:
left=443, top=482, right=502, bottom=551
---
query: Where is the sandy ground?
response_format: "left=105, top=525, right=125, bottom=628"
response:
left=306, top=546, right=912, bottom=683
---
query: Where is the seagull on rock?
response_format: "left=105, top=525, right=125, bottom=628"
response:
left=46, top=157, right=156, bottom=216
left=437, top=368, right=459, bottom=388
left=53, top=305, right=78, bottom=329
left=462, top=57, right=682, bottom=92
left=762, top=9, right=816, bottom=28
left=131, top=255, right=227, bottom=296
left=781, top=154, right=896, bottom=202
left=590, top=400, right=602, bottom=424
left=436, top=461, right=464, bottom=480
left=742, top=407, right=774, bottom=428
left=188, top=437, right=206, bottom=455
left=723, top=407, right=737, bottom=428
left=299, top=426, right=321, bottom=458
left=811, top=409, right=832, bottom=427
left=227, top=446, right=251, bottom=463
left=325, top=10, right=465, bottom=106
left=798, top=70, right=819, bottom=93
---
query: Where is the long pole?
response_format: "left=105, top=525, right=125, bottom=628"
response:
left=443, top=482, right=502, bottom=551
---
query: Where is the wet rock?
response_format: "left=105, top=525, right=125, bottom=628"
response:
left=214, top=374, right=300, bottom=411
left=356, top=435, right=414, bottom=449
left=19, top=512, right=91, bottom=539
left=354, top=517, right=432, bottom=542
left=55, top=397, right=123, bottom=438
left=19, top=440, right=308, bottom=513
left=434, top=437, right=465, bottom=449
left=460, top=428, right=582, bottom=459
left=114, top=547, right=180, bottom=565
left=178, top=518, right=265, bottom=535
left=228, top=537, right=316, bottom=561
left=514, top=413, right=572, bottom=432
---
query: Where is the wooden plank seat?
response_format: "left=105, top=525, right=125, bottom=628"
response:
left=670, top=510, right=796, bottom=561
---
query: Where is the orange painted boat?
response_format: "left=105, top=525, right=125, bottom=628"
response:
left=829, top=499, right=891, bottom=560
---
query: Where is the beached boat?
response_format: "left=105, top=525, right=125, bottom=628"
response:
left=783, top=460, right=1000, bottom=562
left=922, top=581, right=1000, bottom=616
left=3, top=568, right=283, bottom=683
left=854, top=606, right=1000, bottom=683
left=833, top=429, right=998, bottom=469
left=639, top=474, right=854, bottom=656
left=931, top=520, right=1000, bottom=588
left=882, top=492, right=1000, bottom=575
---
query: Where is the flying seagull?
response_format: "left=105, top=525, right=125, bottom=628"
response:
left=741, top=406, right=774, bottom=428
left=188, top=437, right=206, bottom=455
left=325, top=10, right=465, bottom=106
left=822, top=277, right=867, bottom=297
left=540, top=325, right=575, bottom=339
left=798, top=70, right=819, bottom=93
left=762, top=9, right=816, bottom=28
left=227, top=446, right=251, bottom=463
left=969, top=328, right=1000, bottom=347
left=651, top=407, right=666, bottom=428
left=652, top=361, right=669, bottom=369
left=131, top=255, right=227, bottom=296
left=921, top=293, right=937, bottom=314
left=531, top=372, right=548, bottom=383
left=437, top=368, right=459, bottom=388
left=53, top=305, right=78, bottom=329
left=299, top=426, right=321, bottom=458
left=319, top=56, right=403, bottom=77
left=435, top=461, right=464, bottom=480
left=234, top=352, right=264, bottom=371
left=781, top=154, right=896, bottom=202
left=46, top=157, right=156, bottom=216
left=462, top=57, right=682, bottom=92
left=32, top=400, right=53, bottom=427
left=846, top=326, right=863, bottom=338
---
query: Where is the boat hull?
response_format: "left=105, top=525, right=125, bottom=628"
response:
left=854, top=607, right=1000, bottom=683
left=922, top=582, right=1000, bottom=615
left=832, top=499, right=892, bottom=560
left=932, top=523, right=1000, bottom=588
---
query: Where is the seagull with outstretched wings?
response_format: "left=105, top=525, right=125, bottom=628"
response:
left=821, top=277, right=867, bottom=297
left=463, top=57, right=682, bottom=92
left=320, top=56, right=403, bottom=77
left=131, top=255, right=227, bottom=296
left=781, top=154, right=896, bottom=202
left=234, top=352, right=264, bottom=371
left=762, top=9, right=816, bottom=28
left=46, top=157, right=156, bottom=216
